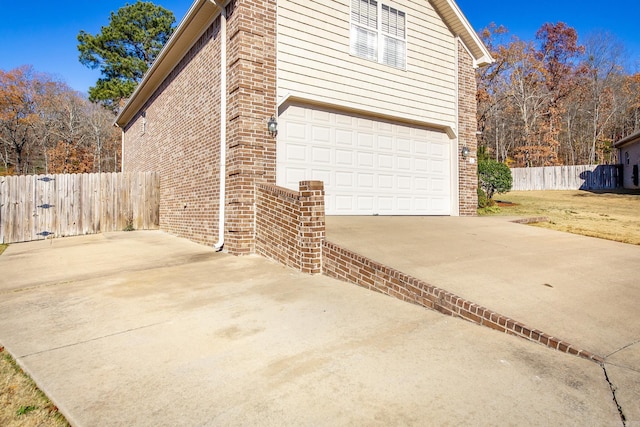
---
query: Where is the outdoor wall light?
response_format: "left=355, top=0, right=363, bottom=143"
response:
left=267, top=116, right=278, bottom=137
left=461, top=146, right=470, bottom=158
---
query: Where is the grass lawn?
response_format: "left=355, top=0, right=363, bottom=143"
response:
left=0, top=347, right=69, bottom=426
left=480, top=190, right=640, bottom=245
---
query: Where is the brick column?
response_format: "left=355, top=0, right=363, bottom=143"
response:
left=298, top=181, right=325, bottom=274
left=224, top=0, right=277, bottom=254
left=457, top=41, right=478, bottom=216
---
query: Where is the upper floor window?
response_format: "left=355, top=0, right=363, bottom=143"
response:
left=350, top=0, right=406, bottom=69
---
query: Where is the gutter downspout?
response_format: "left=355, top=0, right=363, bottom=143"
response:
left=453, top=36, right=461, bottom=216
left=213, top=0, right=227, bottom=251
left=120, top=128, right=125, bottom=172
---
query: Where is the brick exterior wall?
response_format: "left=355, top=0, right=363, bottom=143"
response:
left=122, top=0, right=277, bottom=253
left=322, top=240, right=604, bottom=363
left=255, top=181, right=325, bottom=273
left=123, top=21, right=222, bottom=246
left=224, top=0, right=277, bottom=255
left=457, top=42, right=479, bottom=216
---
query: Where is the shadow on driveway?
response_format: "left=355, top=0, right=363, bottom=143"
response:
left=0, top=230, right=631, bottom=425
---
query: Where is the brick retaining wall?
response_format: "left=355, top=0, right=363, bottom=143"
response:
left=255, top=181, right=324, bottom=274
left=322, top=240, right=604, bottom=364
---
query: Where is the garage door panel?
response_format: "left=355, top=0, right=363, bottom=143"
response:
left=415, top=158, right=428, bottom=172
left=285, top=167, right=307, bottom=185
left=397, top=138, right=411, bottom=153
left=286, top=144, right=307, bottom=161
left=415, top=177, right=428, bottom=191
left=311, top=146, right=331, bottom=164
left=378, top=196, right=394, bottom=212
left=277, top=103, right=451, bottom=215
left=431, top=158, right=447, bottom=174
left=312, top=109, right=331, bottom=122
left=311, top=169, right=332, bottom=185
left=431, top=177, right=447, bottom=192
left=335, top=195, right=354, bottom=211
left=336, top=113, right=353, bottom=126
left=378, top=154, right=394, bottom=169
left=430, top=141, right=448, bottom=157
left=357, top=117, right=375, bottom=130
left=415, top=140, right=428, bottom=155
left=397, top=197, right=412, bottom=211
left=414, top=197, right=429, bottom=211
left=397, top=176, right=412, bottom=190
left=431, top=197, right=449, bottom=213
left=357, top=152, right=374, bottom=168
left=336, top=129, right=354, bottom=146
left=335, top=150, right=354, bottom=166
left=357, top=195, right=374, bottom=211
left=286, top=104, right=306, bottom=119
left=358, top=173, right=375, bottom=188
left=335, top=171, right=354, bottom=188
left=396, top=125, right=411, bottom=136
left=311, top=125, right=331, bottom=144
left=357, top=133, right=375, bottom=149
left=378, top=121, right=393, bottom=132
left=397, top=156, right=411, bottom=171
left=378, top=174, right=394, bottom=189
left=378, top=135, right=393, bottom=151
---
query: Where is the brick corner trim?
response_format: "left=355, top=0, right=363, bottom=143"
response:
left=256, top=181, right=325, bottom=274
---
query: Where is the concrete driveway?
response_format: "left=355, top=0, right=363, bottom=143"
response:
left=326, top=215, right=640, bottom=424
left=0, top=229, right=632, bottom=426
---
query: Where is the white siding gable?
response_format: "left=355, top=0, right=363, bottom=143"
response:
left=277, top=0, right=457, bottom=130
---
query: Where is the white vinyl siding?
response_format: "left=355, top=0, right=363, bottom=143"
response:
left=277, top=0, right=457, bottom=130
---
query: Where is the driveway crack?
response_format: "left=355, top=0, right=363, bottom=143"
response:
left=19, top=321, right=168, bottom=359
left=601, top=363, right=627, bottom=426
left=605, top=339, right=640, bottom=359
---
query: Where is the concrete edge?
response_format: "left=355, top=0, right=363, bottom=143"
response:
left=0, top=341, right=77, bottom=427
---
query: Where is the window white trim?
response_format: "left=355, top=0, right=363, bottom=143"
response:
left=350, top=0, right=407, bottom=70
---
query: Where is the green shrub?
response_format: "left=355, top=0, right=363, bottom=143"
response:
left=478, top=159, right=512, bottom=200
left=477, top=205, right=502, bottom=215
left=477, top=187, right=494, bottom=208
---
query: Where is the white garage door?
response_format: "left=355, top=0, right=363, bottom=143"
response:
left=277, top=103, right=451, bottom=215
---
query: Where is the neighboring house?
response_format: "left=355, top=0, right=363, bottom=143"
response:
left=614, top=130, right=640, bottom=189
left=115, top=0, right=493, bottom=255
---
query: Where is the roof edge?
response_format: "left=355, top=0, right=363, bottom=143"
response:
left=430, top=0, right=494, bottom=67
left=116, top=0, right=493, bottom=128
left=613, top=130, right=640, bottom=148
left=115, top=0, right=221, bottom=128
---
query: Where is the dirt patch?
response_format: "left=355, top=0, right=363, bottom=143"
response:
left=481, top=190, right=640, bottom=245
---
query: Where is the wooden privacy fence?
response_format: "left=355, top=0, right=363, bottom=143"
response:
left=510, top=165, right=622, bottom=191
left=0, top=172, right=159, bottom=244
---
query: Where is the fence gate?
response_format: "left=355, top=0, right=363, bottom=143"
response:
left=34, top=176, right=56, bottom=239
left=0, top=172, right=159, bottom=244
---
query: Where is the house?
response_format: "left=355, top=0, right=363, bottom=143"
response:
left=614, top=130, right=640, bottom=189
left=115, top=0, right=493, bottom=256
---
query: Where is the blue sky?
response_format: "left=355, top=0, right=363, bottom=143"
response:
left=1, top=0, right=638, bottom=94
